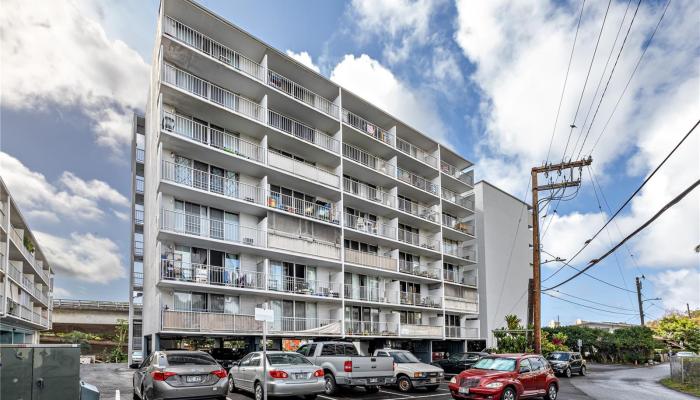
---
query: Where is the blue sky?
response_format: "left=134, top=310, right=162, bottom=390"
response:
left=1, top=0, right=698, bottom=327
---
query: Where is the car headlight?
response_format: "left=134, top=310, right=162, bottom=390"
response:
left=484, top=382, right=503, bottom=389
left=414, top=372, right=427, bottom=378
left=438, top=372, right=444, bottom=377
left=450, top=376, right=457, bottom=384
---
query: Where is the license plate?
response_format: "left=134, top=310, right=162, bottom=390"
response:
left=459, top=387, right=469, bottom=394
left=368, top=378, right=378, bottom=383
left=430, top=378, right=437, bottom=383
left=295, top=373, right=307, bottom=379
left=186, top=375, right=202, bottom=383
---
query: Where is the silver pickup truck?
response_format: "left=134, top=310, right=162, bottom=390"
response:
left=297, top=342, right=395, bottom=395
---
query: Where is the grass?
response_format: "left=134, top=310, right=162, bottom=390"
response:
left=659, top=378, right=700, bottom=398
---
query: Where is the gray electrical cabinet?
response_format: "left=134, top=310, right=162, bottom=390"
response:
left=0, top=344, right=81, bottom=400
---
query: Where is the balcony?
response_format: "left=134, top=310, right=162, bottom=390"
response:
left=268, top=192, right=340, bottom=225
left=8, top=264, right=49, bottom=306
left=344, top=284, right=399, bottom=304
left=269, top=317, right=342, bottom=336
left=443, top=243, right=477, bottom=262
left=9, top=227, right=49, bottom=284
left=398, top=260, right=440, bottom=280
left=162, top=63, right=339, bottom=153
left=445, top=326, right=479, bottom=338
left=342, top=109, right=393, bottom=146
left=134, top=240, right=144, bottom=257
left=346, top=320, right=399, bottom=337
left=160, top=208, right=267, bottom=248
left=398, top=229, right=439, bottom=251
left=397, top=167, right=439, bottom=195
left=441, top=188, right=474, bottom=210
left=400, top=324, right=443, bottom=338
left=133, top=272, right=144, bottom=288
left=162, top=309, right=262, bottom=333
left=268, top=275, right=341, bottom=298
left=134, top=209, right=144, bottom=225
left=343, top=178, right=395, bottom=208
left=136, top=148, right=145, bottom=163
left=441, top=161, right=474, bottom=186
left=161, top=110, right=266, bottom=163
left=344, top=249, right=397, bottom=272
left=442, top=214, right=475, bottom=236
left=444, top=297, right=478, bottom=313
left=164, top=16, right=339, bottom=119
left=396, top=137, right=437, bottom=168
left=344, top=213, right=396, bottom=240
left=267, top=150, right=339, bottom=188
left=160, top=259, right=265, bottom=290
left=397, top=198, right=438, bottom=222
left=161, top=159, right=266, bottom=205
left=443, top=270, right=477, bottom=287
left=136, top=176, right=145, bottom=194
left=400, top=292, right=441, bottom=308
left=5, top=298, right=46, bottom=328
left=267, top=230, right=340, bottom=260
left=343, top=143, right=396, bottom=177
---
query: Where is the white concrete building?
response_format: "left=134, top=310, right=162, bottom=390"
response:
left=474, top=181, right=533, bottom=348
left=131, top=0, right=528, bottom=361
left=128, top=114, right=145, bottom=364
left=0, top=177, right=54, bottom=344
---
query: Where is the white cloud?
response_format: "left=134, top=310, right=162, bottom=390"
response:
left=0, top=0, right=149, bottom=155
left=540, top=211, right=609, bottom=269
left=52, top=286, right=73, bottom=299
left=35, top=231, right=126, bottom=283
left=285, top=50, right=321, bottom=73
left=649, top=269, right=700, bottom=311
left=113, top=209, right=130, bottom=221
left=330, top=54, right=448, bottom=145
left=0, top=152, right=128, bottom=222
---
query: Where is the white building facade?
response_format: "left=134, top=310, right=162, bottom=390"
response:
left=0, top=178, right=54, bottom=344
left=134, top=0, right=501, bottom=361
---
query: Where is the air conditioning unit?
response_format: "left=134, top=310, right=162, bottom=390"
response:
left=243, top=237, right=255, bottom=245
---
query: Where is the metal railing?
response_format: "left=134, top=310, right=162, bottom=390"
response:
left=164, top=16, right=266, bottom=81
left=136, top=176, right=145, bottom=194
left=343, top=249, right=397, bottom=271
left=10, top=226, right=35, bottom=267
left=134, top=209, right=144, bottom=225
left=267, top=109, right=339, bottom=152
left=161, top=160, right=266, bottom=205
left=397, top=198, right=438, bottom=222
left=267, top=230, right=340, bottom=259
left=442, top=214, right=475, bottom=236
left=134, top=240, right=144, bottom=257
left=136, top=148, right=145, bottom=163
left=396, top=137, right=437, bottom=167
left=443, top=243, right=477, bottom=261
left=268, top=192, right=339, bottom=224
left=160, top=208, right=267, bottom=248
left=399, top=292, right=442, bottom=308
left=342, top=109, right=393, bottom=145
left=441, top=188, right=474, bottom=210
left=398, top=229, right=439, bottom=251
left=268, top=276, right=340, bottom=297
left=269, top=318, right=342, bottom=335
left=443, top=270, right=477, bottom=286
left=400, top=324, right=443, bottom=338
left=343, top=177, right=395, bottom=207
left=344, top=214, right=396, bottom=240
left=445, top=326, right=479, bottom=338
left=133, top=272, right=144, bottom=287
left=267, top=69, right=339, bottom=118
left=162, top=309, right=262, bottom=333
left=441, top=161, right=474, bottom=186
left=344, top=285, right=398, bottom=304
left=160, top=259, right=265, bottom=290
left=398, top=260, right=441, bottom=280
left=267, top=150, right=340, bottom=188
left=396, top=167, right=439, bottom=195
left=342, top=143, right=396, bottom=177
left=53, top=299, right=131, bottom=311
left=346, top=320, right=399, bottom=336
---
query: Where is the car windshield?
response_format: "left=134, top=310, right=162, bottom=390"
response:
left=547, top=353, right=570, bottom=361
left=210, top=348, right=235, bottom=360
left=465, top=353, right=481, bottom=361
left=267, top=353, right=312, bottom=366
left=389, top=352, right=420, bottom=363
left=166, top=353, right=217, bottom=365
left=472, top=357, right=516, bottom=371
left=449, top=353, right=465, bottom=361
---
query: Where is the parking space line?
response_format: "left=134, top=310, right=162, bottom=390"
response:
left=379, top=389, right=412, bottom=397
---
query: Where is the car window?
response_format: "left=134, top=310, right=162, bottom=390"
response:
left=473, top=357, right=517, bottom=371
left=140, top=354, right=152, bottom=369
left=321, top=344, right=337, bottom=355
left=539, top=357, right=550, bottom=368
left=307, top=344, right=317, bottom=356
left=344, top=344, right=359, bottom=356
left=267, top=353, right=312, bottom=365
left=297, top=345, right=310, bottom=356
left=529, top=358, right=543, bottom=371
left=377, top=351, right=388, bottom=357
left=519, top=359, right=532, bottom=373
left=249, top=354, right=261, bottom=367
left=389, top=352, right=420, bottom=363
left=238, top=354, right=252, bottom=366
left=166, top=353, right=217, bottom=366
left=448, top=353, right=463, bottom=361
left=547, top=352, right=570, bottom=361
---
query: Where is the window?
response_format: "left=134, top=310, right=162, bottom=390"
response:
left=249, top=353, right=261, bottom=367
left=166, top=353, right=217, bottom=366
left=343, top=344, right=359, bottom=356
left=321, top=344, right=337, bottom=355
left=399, top=311, right=422, bottom=325
left=529, top=357, right=543, bottom=371
left=344, top=239, right=378, bottom=254
left=519, top=359, right=532, bottom=373
left=267, top=353, right=312, bottom=365
left=445, top=314, right=461, bottom=327
left=297, top=344, right=317, bottom=357
left=238, top=353, right=252, bottom=366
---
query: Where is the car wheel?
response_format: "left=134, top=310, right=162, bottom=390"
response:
left=565, top=367, right=572, bottom=378
left=501, top=387, right=516, bottom=400
left=579, top=365, right=587, bottom=376
left=228, top=376, right=236, bottom=392
left=365, top=385, right=380, bottom=393
left=545, top=383, right=558, bottom=400
left=254, top=382, right=264, bottom=400
left=426, top=385, right=439, bottom=392
left=324, top=373, right=338, bottom=395
left=397, top=376, right=413, bottom=392
left=141, top=385, right=149, bottom=400
left=304, top=395, right=318, bottom=400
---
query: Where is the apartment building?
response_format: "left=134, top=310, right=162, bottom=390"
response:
left=0, top=178, right=53, bottom=344
left=135, top=0, right=482, bottom=362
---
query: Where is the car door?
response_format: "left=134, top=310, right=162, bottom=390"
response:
left=572, top=354, right=582, bottom=372
left=445, top=353, right=462, bottom=374
left=529, top=357, right=547, bottom=395
left=517, top=358, right=537, bottom=397
left=134, top=353, right=153, bottom=396
left=243, top=353, right=262, bottom=391
left=232, top=354, right=251, bottom=391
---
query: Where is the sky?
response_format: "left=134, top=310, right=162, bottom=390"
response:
left=0, top=0, right=698, bottom=327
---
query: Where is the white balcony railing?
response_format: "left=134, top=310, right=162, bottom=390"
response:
left=397, top=198, right=438, bottom=222
left=160, top=259, right=266, bottom=290
left=442, top=214, right=475, bottom=236
left=344, top=213, right=396, bottom=240
left=268, top=275, right=341, bottom=298
left=399, top=292, right=442, bottom=308
left=9, top=227, right=49, bottom=284
left=443, top=270, right=477, bottom=286
left=267, top=230, right=340, bottom=260
left=445, top=326, right=479, bottom=338
left=269, top=317, right=342, bottom=335
left=441, top=188, right=475, bottom=210
left=267, top=109, right=340, bottom=153
left=267, top=69, right=340, bottom=118
left=396, top=167, right=439, bottom=195
left=398, top=260, right=441, bottom=280
left=342, top=143, right=396, bottom=177
left=134, top=241, right=144, bottom=257
left=346, top=320, right=399, bottom=336
left=136, top=148, right=145, bottom=163
left=134, top=209, right=144, bottom=225
left=400, top=324, right=443, bottom=338
left=443, top=243, right=477, bottom=261
left=441, top=161, right=474, bottom=186
left=396, top=137, right=437, bottom=168
left=267, top=192, right=340, bottom=224
left=344, top=284, right=399, bottom=304
left=133, top=272, right=144, bottom=288
left=343, top=178, right=396, bottom=208
left=267, top=150, right=339, bottom=188
left=162, top=309, right=262, bottom=333
left=398, top=229, right=439, bottom=251
left=343, top=249, right=397, bottom=272
left=342, top=109, right=393, bottom=145
left=444, top=296, right=479, bottom=313
left=160, top=209, right=267, bottom=248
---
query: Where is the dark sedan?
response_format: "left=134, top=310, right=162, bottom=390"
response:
left=432, top=352, right=489, bottom=375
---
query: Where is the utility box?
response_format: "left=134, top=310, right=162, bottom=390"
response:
left=0, top=344, right=83, bottom=400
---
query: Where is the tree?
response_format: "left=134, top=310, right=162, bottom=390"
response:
left=62, top=331, right=93, bottom=352
left=653, top=313, right=700, bottom=352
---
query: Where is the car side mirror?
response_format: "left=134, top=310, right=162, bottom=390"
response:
left=519, top=366, right=531, bottom=374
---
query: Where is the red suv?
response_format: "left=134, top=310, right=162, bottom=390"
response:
left=448, top=354, right=558, bottom=400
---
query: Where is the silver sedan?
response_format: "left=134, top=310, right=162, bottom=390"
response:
left=228, top=351, right=325, bottom=400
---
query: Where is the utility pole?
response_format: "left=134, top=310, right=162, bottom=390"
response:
left=636, top=277, right=645, bottom=326
left=531, top=156, right=592, bottom=354
left=687, top=303, right=692, bottom=318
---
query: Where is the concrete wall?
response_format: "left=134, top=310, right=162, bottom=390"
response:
left=475, top=181, right=532, bottom=348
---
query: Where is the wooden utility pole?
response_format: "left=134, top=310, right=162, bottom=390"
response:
left=687, top=303, right=692, bottom=318
left=636, top=277, right=645, bottom=326
left=531, top=157, right=592, bottom=354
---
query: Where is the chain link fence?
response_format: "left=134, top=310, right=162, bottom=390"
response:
left=670, top=356, right=700, bottom=386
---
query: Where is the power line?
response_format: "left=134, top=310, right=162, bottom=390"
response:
left=587, top=0, right=673, bottom=155
left=549, top=289, right=637, bottom=311
left=541, top=249, right=637, bottom=293
left=543, top=292, right=638, bottom=315
left=545, top=118, right=699, bottom=282
left=544, top=178, right=700, bottom=291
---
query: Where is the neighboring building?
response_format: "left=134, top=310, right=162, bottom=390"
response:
left=0, top=177, right=54, bottom=344
left=128, top=114, right=146, bottom=365
left=50, top=299, right=131, bottom=336
left=574, top=319, right=635, bottom=333
left=474, top=181, right=533, bottom=348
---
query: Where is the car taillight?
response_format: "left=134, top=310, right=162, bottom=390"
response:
left=211, top=369, right=227, bottom=379
left=313, top=369, right=324, bottom=377
left=344, top=361, right=352, bottom=373
left=269, top=370, right=288, bottom=379
left=150, top=371, right=177, bottom=381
